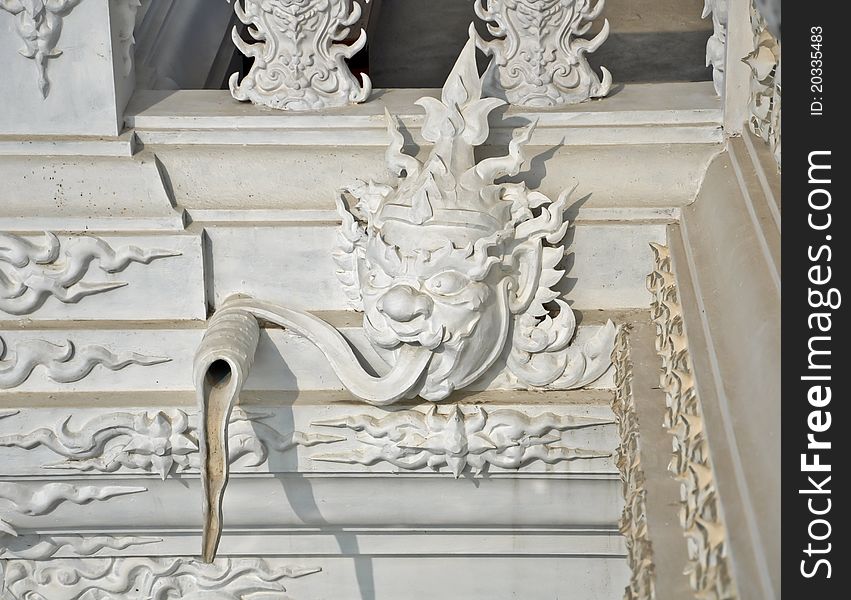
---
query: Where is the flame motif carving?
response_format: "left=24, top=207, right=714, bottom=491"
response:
left=474, top=0, right=612, bottom=106
left=311, top=405, right=613, bottom=477
left=0, top=232, right=181, bottom=316
left=0, top=481, right=146, bottom=536
left=0, top=408, right=342, bottom=479
left=229, top=0, right=371, bottom=110
left=0, top=336, right=170, bottom=389
left=0, top=0, right=82, bottom=97
left=1, top=557, right=320, bottom=600
left=0, top=534, right=160, bottom=560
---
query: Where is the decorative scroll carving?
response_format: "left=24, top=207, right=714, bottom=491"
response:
left=194, top=35, right=615, bottom=561
left=647, top=243, right=739, bottom=599
left=1, top=534, right=159, bottom=560
left=229, top=0, right=371, bottom=110
left=0, top=0, right=82, bottom=97
left=0, top=408, right=342, bottom=479
left=611, top=325, right=656, bottom=600
left=0, top=336, right=170, bottom=389
left=474, top=0, right=612, bottom=106
left=0, top=482, right=146, bottom=536
left=745, top=2, right=781, bottom=168
left=311, top=405, right=612, bottom=477
left=1, top=557, right=320, bottom=600
left=702, top=0, right=728, bottom=96
left=0, top=232, right=181, bottom=316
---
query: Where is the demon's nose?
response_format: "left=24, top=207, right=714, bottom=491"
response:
left=378, top=285, right=433, bottom=322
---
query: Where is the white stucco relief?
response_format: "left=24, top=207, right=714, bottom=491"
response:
left=0, top=336, right=170, bottom=389
left=702, top=0, right=728, bottom=96
left=311, top=405, right=612, bottom=477
left=0, top=481, right=146, bottom=536
left=474, top=0, right=612, bottom=106
left=0, top=408, right=342, bottom=479
left=0, top=533, right=159, bottom=560
left=1, top=557, right=321, bottom=600
left=0, top=231, right=181, bottom=316
left=193, top=33, right=615, bottom=561
left=229, top=0, right=371, bottom=110
left=0, top=0, right=83, bottom=97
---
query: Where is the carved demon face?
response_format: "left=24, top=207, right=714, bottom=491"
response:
left=332, top=36, right=614, bottom=402
left=354, top=223, right=512, bottom=400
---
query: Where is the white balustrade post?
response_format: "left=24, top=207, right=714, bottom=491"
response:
left=229, top=0, right=371, bottom=111
left=474, top=0, right=612, bottom=107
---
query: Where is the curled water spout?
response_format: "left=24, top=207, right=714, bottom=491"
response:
left=193, top=297, right=432, bottom=561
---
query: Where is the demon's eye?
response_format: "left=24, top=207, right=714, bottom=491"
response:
left=426, top=270, right=470, bottom=296
left=367, top=268, right=393, bottom=289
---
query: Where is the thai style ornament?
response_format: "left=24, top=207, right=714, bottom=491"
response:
left=0, top=0, right=82, bottom=97
left=194, top=35, right=615, bottom=561
left=0, top=335, right=170, bottom=389
left=0, top=231, right=180, bottom=316
left=0, top=408, right=341, bottom=479
left=703, top=0, right=728, bottom=96
left=0, top=481, right=146, bottom=536
left=474, top=0, right=612, bottom=106
left=311, top=405, right=612, bottom=477
left=648, top=243, right=739, bottom=598
left=745, top=2, right=780, bottom=168
left=612, top=325, right=656, bottom=599
left=229, top=0, right=371, bottom=110
left=1, top=557, right=320, bottom=600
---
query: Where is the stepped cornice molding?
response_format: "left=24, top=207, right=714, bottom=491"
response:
left=0, top=408, right=341, bottom=479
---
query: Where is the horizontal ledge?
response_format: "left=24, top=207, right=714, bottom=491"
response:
left=0, top=387, right=618, bottom=409
left=0, top=131, right=138, bottom=157
left=1, top=471, right=621, bottom=482
left=127, top=82, right=722, bottom=146
left=22, top=529, right=626, bottom=559
left=0, top=215, right=187, bottom=232
left=0, top=308, right=638, bottom=331
left=187, top=206, right=681, bottom=225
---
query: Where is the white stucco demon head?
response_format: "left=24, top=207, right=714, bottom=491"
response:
left=333, top=36, right=615, bottom=401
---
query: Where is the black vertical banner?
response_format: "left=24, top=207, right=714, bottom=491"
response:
left=783, top=1, right=847, bottom=596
